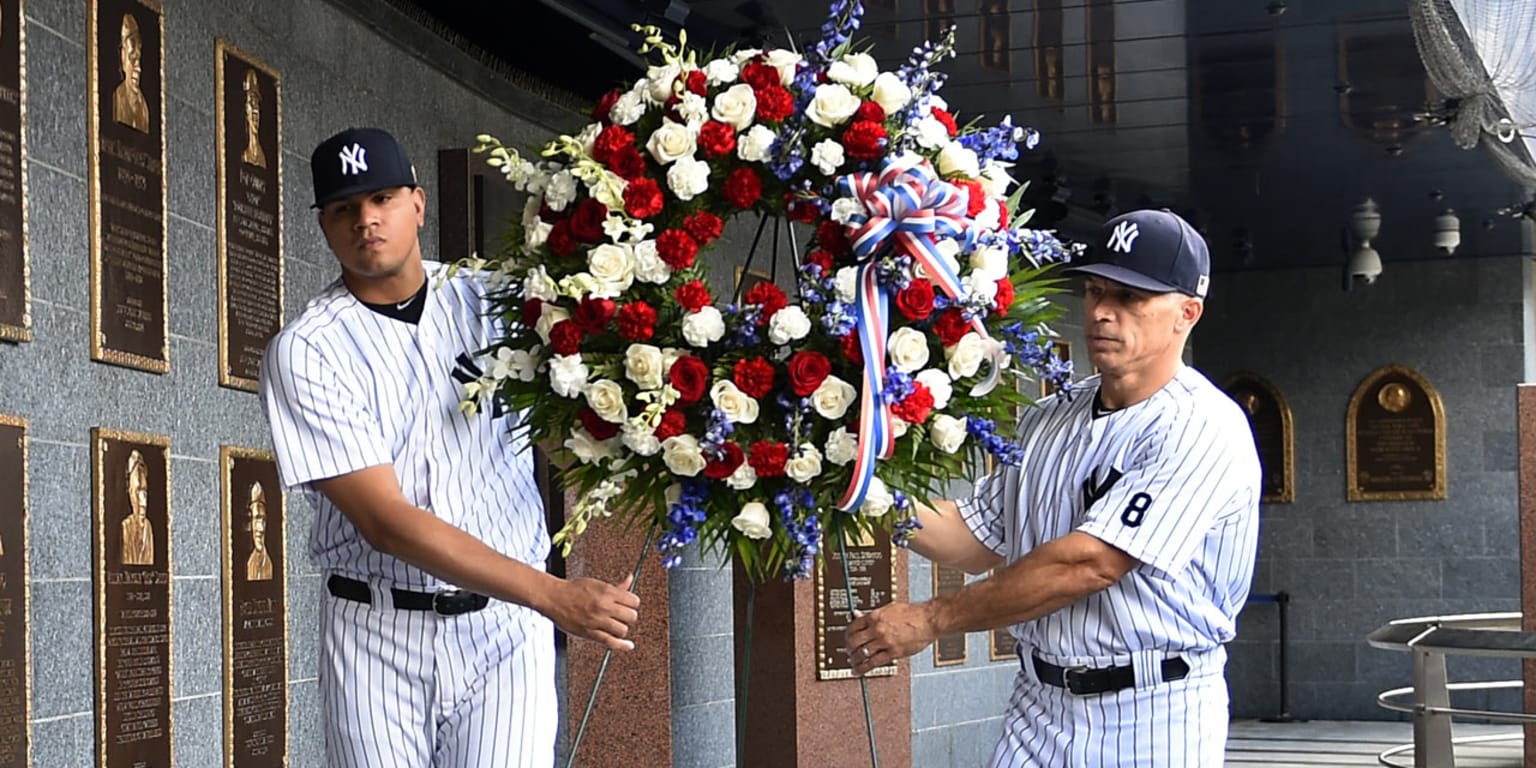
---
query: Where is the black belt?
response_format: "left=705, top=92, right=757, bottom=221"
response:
left=327, top=574, right=489, bottom=616
left=1027, top=652, right=1189, bottom=695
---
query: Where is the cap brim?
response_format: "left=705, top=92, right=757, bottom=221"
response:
left=311, top=182, right=418, bottom=209
left=1062, top=262, right=1183, bottom=294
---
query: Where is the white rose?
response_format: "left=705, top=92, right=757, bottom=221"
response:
left=763, top=49, right=800, bottom=85
left=737, top=125, right=778, bottom=163
left=548, top=354, right=589, bottom=398
left=934, top=237, right=963, bottom=276
left=890, top=418, right=911, bottom=439
left=710, top=380, right=760, bottom=424
left=810, top=138, right=845, bottom=176
left=584, top=380, right=628, bottom=424
left=666, top=155, right=711, bottom=201
left=930, top=415, right=968, bottom=454
left=973, top=202, right=1002, bottom=232
left=564, top=429, right=621, bottom=465
left=915, top=116, right=950, bottom=149
left=811, top=376, right=857, bottom=420
left=732, top=48, right=763, bottom=63
left=886, top=327, right=931, bottom=373
left=661, top=435, right=707, bottom=477
left=965, top=273, right=999, bottom=305
left=730, top=502, right=772, bottom=539
left=768, top=306, right=812, bottom=345
left=524, top=220, right=553, bottom=250
left=621, top=421, right=662, bottom=457
left=937, top=142, right=981, bottom=179
left=610, top=90, right=647, bottom=126
left=785, top=444, right=823, bottom=484
left=834, top=266, right=859, bottom=303
left=677, top=92, right=709, bottom=126
left=704, top=58, right=740, bottom=86
left=947, top=333, right=989, bottom=380
left=646, top=119, right=697, bottom=165
left=915, top=369, right=953, bottom=410
left=825, top=427, right=857, bottom=466
left=588, top=244, right=635, bottom=294
left=726, top=462, right=758, bottom=490
left=830, top=197, right=866, bottom=226
left=860, top=476, right=895, bottom=517
left=970, top=246, right=1009, bottom=282
left=979, top=161, right=1016, bottom=199
left=871, top=71, right=912, bottom=116
left=682, top=307, right=726, bottom=347
left=645, top=63, right=681, bottom=103
left=624, top=344, right=665, bottom=389
left=827, top=52, right=879, bottom=87
left=711, top=83, right=757, bottom=131
left=806, top=83, right=861, bottom=128
left=632, top=240, right=672, bottom=284
left=535, top=305, right=571, bottom=344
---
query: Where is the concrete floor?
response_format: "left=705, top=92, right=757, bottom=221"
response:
left=1226, top=720, right=1522, bottom=767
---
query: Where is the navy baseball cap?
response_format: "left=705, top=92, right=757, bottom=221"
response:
left=310, top=127, right=418, bottom=208
left=1064, top=209, right=1211, bottom=299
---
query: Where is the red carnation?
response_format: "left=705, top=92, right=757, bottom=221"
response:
left=745, top=281, right=788, bottom=324
left=816, top=220, right=851, bottom=255
left=608, top=146, right=647, bottom=180
left=786, top=196, right=820, bottom=223
left=686, top=70, right=708, bottom=96
left=840, top=332, right=864, bottom=366
left=704, top=441, right=745, bottom=479
left=932, top=107, right=958, bottom=137
left=741, top=62, right=779, bottom=89
left=656, top=229, right=699, bottom=270
left=993, top=278, right=1015, bottom=317
left=895, top=278, right=936, bottom=321
left=698, top=120, right=737, bottom=158
left=521, top=298, right=544, bottom=328
left=754, top=86, right=794, bottom=122
left=569, top=198, right=608, bottom=244
left=591, top=124, right=634, bottom=165
left=623, top=177, right=665, bottom=219
left=724, top=167, right=762, bottom=209
left=654, top=408, right=687, bottom=441
left=958, top=179, right=988, bottom=216
left=593, top=89, right=622, bottom=124
left=579, top=407, right=619, bottom=441
left=684, top=211, right=724, bottom=245
left=549, top=319, right=583, bottom=356
left=802, top=248, right=834, bottom=276
left=854, top=101, right=885, bottom=123
left=733, top=356, right=776, bottom=398
left=842, top=120, right=888, bottom=161
left=674, top=280, right=712, bottom=312
left=892, top=383, right=935, bottom=425
left=668, top=355, right=710, bottom=405
left=994, top=199, right=1010, bottom=226
left=932, top=308, right=969, bottom=347
left=747, top=440, right=789, bottom=478
left=787, top=350, right=831, bottom=396
left=574, top=297, right=616, bottom=334
left=616, top=301, right=657, bottom=341
left=546, top=220, right=577, bottom=257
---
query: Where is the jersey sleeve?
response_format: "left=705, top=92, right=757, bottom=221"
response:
left=956, top=462, right=1015, bottom=557
left=1075, top=414, right=1248, bottom=580
left=259, top=332, right=392, bottom=489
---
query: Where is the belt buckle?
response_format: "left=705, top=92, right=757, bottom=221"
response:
left=1063, top=665, right=1094, bottom=695
left=432, top=588, right=468, bottom=616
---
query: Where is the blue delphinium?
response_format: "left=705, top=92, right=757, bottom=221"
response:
left=891, top=492, right=922, bottom=547
left=965, top=415, right=1024, bottom=467
left=775, top=488, right=822, bottom=580
left=658, top=479, right=711, bottom=569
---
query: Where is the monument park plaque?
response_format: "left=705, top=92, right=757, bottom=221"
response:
left=0, top=0, right=27, bottom=344
left=221, top=447, right=287, bottom=766
left=1346, top=365, right=1446, bottom=501
left=0, top=415, right=28, bottom=765
left=1223, top=372, right=1294, bottom=503
left=931, top=564, right=967, bottom=666
left=816, top=528, right=897, bottom=680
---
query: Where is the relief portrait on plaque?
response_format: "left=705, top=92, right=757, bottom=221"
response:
left=111, top=13, right=148, bottom=133
left=240, top=69, right=266, bottom=169
left=1346, top=365, right=1446, bottom=502
left=120, top=449, right=153, bottom=566
left=244, top=483, right=272, bottom=581
left=1086, top=0, right=1116, bottom=125
left=221, top=446, right=287, bottom=767
left=1222, top=372, right=1294, bottom=504
left=0, top=0, right=30, bottom=345
left=978, top=0, right=1009, bottom=72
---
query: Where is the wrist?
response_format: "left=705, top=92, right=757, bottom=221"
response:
left=522, top=571, right=563, bottom=616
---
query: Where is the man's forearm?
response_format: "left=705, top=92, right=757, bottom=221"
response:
left=926, top=532, right=1132, bottom=635
left=909, top=499, right=1004, bottom=573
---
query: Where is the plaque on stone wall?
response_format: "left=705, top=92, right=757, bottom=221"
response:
left=221, top=446, right=287, bottom=767
left=0, top=415, right=28, bottom=766
left=1034, top=0, right=1064, bottom=106
left=88, top=0, right=167, bottom=373
left=215, top=42, right=281, bottom=392
left=978, top=0, right=1008, bottom=72
left=816, top=529, right=897, bottom=680
left=1223, top=372, right=1294, bottom=504
left=981, top=570, right=1016, bottom=662
left=1346, top=365, right=1446, bottom=501
left=0, top=1, right=28, bottom=344
left=1086, top=0, right=1116, bottom=125
left=931, top=564, right=967, bottom=666
left=92, top=428, right=172, bottom=768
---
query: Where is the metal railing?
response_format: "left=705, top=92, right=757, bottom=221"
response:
left=1367, top=612, right=1532, bottom=767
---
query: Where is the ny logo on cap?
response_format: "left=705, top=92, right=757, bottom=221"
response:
left=338, top=143, right=368, bottom=176
left=1108, top=220, right=1140, bottom=253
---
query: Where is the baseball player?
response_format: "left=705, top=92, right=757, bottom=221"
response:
left=845, top=209, right=1260, bottom=766
left=259, top=127, right=641, bottom=768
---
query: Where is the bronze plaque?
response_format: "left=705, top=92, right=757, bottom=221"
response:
left=1086, top=0, right=1116, bottom=125
left=1347, top=365, right=1446, bottom=501
left=1033, top=0, right=1064, bottom=105
left=0, top=416, right=28, bottom=766
left=0, top=1, right=27, bottom=344
left=221, top=447, right=287, bottom=767
left=989, top=625, right=1014, bottom=663
left=215, top=43, right=282, bottom=392
left=816, top=528, right=897, bottom=680
left=89, top=0, right=167, bottom=373
left=1224, top=372, right=1294, bottom=504
left=92, top=428, right=172, bottom=768
left=978, top=0, right=1008, bottom=72
left=931, top=565, right=966, bottom=666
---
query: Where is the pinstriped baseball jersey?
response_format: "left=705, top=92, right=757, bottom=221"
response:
left=259, top=261, right=550, bottom=587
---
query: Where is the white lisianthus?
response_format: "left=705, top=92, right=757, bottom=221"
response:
left=979, top=161, right=1016, bottom=198
left=523, top=266, right=560, bottom=302
left=731, top=502, right=772, bottom=539
left=810, top=138, right=845, bottom=176
left=548, top=354, right=589, bottom=398
left=806, top=83, right=861, bottom=127
left=632, top=239, right=672, bottom=284
left=938, top=141, right=981, bottom=179
left=558, top=272, right=602, bottom=300
left=621, top=421, right=662, bottom=457
left=914, top=116, right=950, bottom=149
left=624, top=344, right=665, bottom=389
left=930, top=415, right=968, bottom=454
left=830, top=197, right=866, bottom=226
left=737, top=125, right=778, bottom=163
left=524, top=220, right=553, bottom=250
left=646, top=119, right=697, bottom=165
left=915, top=369, right=953, bottom=410
left=825, top=427, right=858, bottom=466
left=860, top=476, right=895, bottom=517
left=834, top=266, right=859, bottom=303
left=544, top=170, right=578, bottom=211
left=711, top=83, right=758, bottom=131
left=667, top=156, right=711, bottom=201
left=564, top=429, right=621, bottom=465
left=490, top=347, right=538, bottom=383
left=768, top=306, right=812, bottom=345
left=785, top=444, right=824, bottom=483
left=704, top=58, right=740, bottom=86
left=871, top=71, right=912, bottom=116
left=661, top=435, right=707, bottom=477
left=587, top=243, right=635, bottom=294
left=947, top=333, right=990, bottom=380
left=827, top=52, right=879, bottom=87
left=763, top=49, right=800, bottom=85
left=726, top=462, right=758, bottom=490
left=645, top=63, right=682, bottom=103
left=682, top=307, right=726, bottom=347
left=535, top=305, right=571, bottom=344
left=811, top=375, right=857, bottom=419
left=584, top=380, right=628, bottom=423
left=710, top=380, right=761, bottom=424
left=886, top=327, right=932, bottom=373
left=964, top=273, right=999, bottom=305
left=610, top=90, right=647, bottom=126
left=969, top=245, right=1009, bottom=282
left=676, top=92, right=709, bottom=126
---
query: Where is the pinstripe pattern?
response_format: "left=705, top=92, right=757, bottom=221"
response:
left=959, top=366, right=1259, bottom=766
left=261, top=261, right=555, bottom=766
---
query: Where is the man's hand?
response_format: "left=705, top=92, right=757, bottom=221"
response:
left=844, top=601, right=938, bottom=676
left=540, top=574, right=642, bottom=652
